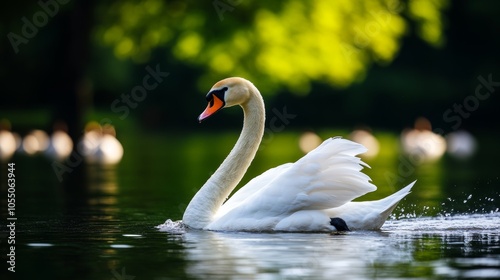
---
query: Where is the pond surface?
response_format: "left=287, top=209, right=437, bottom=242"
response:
left=1, top=131, right=499, bottom=279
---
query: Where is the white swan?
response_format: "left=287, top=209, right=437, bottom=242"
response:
left=182, top=77, right=415, bottom=232
left=78, top=123, right=124, bottom=165
left=400, top=117, right=446, bottom=162
left=0, top=130, right=17, bottom=161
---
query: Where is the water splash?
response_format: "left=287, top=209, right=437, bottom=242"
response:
left=156, top=219, right=186, bottom=234
left=464, top=194, right=473, bottom=204
left=384, top=212, right=500, bottom=232
left=391, top=192, right=500, bottom=220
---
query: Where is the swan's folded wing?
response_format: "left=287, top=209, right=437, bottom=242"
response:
left=214, top=163, right=293, bottom=220
left=211, top=138, right=377, bottom=228
left=262, top=138, right=376, bottom=212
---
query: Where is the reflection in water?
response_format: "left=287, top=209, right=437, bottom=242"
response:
left=86, top=164, right=119, bottom=210
left=180, top=231, right=415, bottom=278
left=61, top=163, right=124, bottom=273
left=61, top=163, right=120, bottom=215
left=158, top=213, right=500, bottom=279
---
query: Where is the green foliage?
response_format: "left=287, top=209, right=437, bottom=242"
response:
left=408, top=0, right=448, bottom=47
left=94, top=0, right=448, bottom=95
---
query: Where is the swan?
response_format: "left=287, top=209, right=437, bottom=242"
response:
left=45, top=130, right=74, bottom=161
left=400, top=117, right=446, bottom=162
left=0, top=130, right=17, bottom=161
left=182, top=77, right=416, bottom=232
left=21, top=129, right=49, bottom=155
left=79, top=122, right=124, bottom=165
left=45, top=122, right=73, bottom=161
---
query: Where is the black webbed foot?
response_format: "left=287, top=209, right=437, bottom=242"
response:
left=330, top=217, right=350, bottom=231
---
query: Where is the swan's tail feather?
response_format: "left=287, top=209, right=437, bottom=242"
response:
left=373, top=180, right=416, bottom=223
left=378, top=180, right=415, bottom=207
left=326, top=180, right=416, bottom=230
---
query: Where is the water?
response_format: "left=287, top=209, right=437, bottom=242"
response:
left=157, top=215, right=500, bottom=279
left=13, top=213, right=500, bottom=279
left=1, top=131, right=499, bottom=279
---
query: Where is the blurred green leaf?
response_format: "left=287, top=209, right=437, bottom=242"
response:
left=94, top=0, right=448, bottom=94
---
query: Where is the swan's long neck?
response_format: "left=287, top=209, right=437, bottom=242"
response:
left=183, top=86, right=265, bottom=229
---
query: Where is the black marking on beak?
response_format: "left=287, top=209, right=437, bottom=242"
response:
left=198, top=87, right=229, bottom=122
left=206, top=87, right=228, bottom=106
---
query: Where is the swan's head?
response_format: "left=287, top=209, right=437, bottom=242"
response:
left=198, top=77, right=253, bottom=122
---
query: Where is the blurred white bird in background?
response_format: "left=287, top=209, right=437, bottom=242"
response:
left=21, top=129, right=49, bottom=156
left=298, top=131, right=322, bottom=153
left=349, top=129, right=380, bottom=159
left=44, top=121, right=73, bottom=161
left=79, top=122, right=123, bottom=165
left=446, top=130, right=477, bottom=160
left=0, top=119, right=17, bottom=162
left=400, top=117, right=446, bottom=162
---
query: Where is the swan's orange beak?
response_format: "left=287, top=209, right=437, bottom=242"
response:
left=198, top=94, right=225, bottom=122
